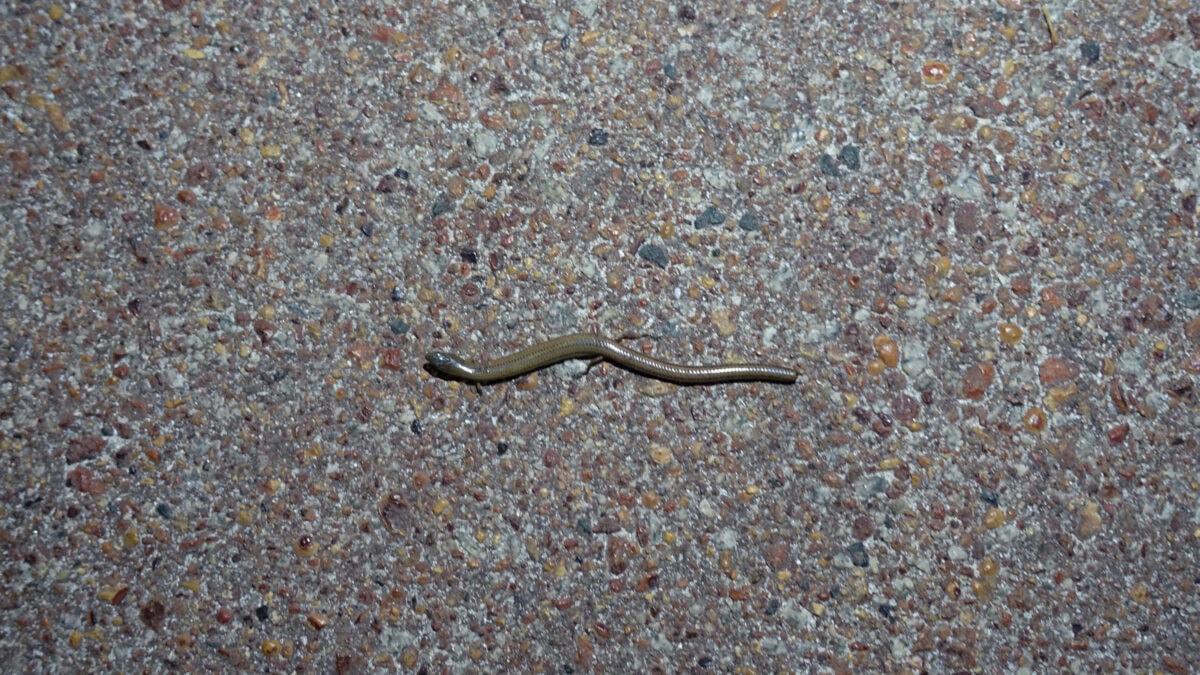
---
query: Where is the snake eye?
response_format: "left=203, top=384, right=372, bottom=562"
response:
left=425, top=352, right=458, bottom=370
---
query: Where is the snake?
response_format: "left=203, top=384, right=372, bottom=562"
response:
left=425, top=333, right=797, bottom=385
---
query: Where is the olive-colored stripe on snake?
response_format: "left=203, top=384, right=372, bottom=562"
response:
left=425, top=333, right=798, bottom=385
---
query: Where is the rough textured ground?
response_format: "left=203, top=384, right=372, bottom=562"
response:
left=2, top=1, right=1199, bottom=672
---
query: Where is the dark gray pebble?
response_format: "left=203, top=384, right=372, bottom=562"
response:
left=693, top=206, right=725, bottom=228
left=638, top=244, right=669, bottom=268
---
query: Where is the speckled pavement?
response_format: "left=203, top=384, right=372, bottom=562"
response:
left=2, top=2, right=1198, bottom=671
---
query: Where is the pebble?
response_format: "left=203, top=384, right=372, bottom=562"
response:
left=846, top=541, right=869, bottom=568
left=839, top=145, right=860, bottom=171
left=1039, top=357, right=1078, bottom=385
left=637, top=244, right=669, bottom=268
left=961, top=362, right=995, bottom=400
left=737, top=212, right=760, bottom=232
left=693, top=206, right=725, bottom=228
left=1080, top=41, right=1100, bottom=63
left=818, top=154, right=840, bottom=177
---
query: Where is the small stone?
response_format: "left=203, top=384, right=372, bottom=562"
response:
left=966, top=95, right=1005, bottom=118
left=983, top=507, right=1005, bottom=528
left=1034, top=96, right=1058, bottom=117
left=154, top=203, right=180, bottom=229
left=818, top=154, right=839, bottom=177
left=46, top=103, right=70, bottom=132
left=998, top=322, right=1023, bottom=345
left=846, top=541, right=869, bottom=567
left=954, top=202, right=979, bottom=235
left=961, top=362, right=995, bottom=400
left=140, top=599, right=166, bottom=631
left=921, top=61, right=950, bottom=85
left=648, top=445, right=672, bottom=465
left=693, top=206, right=725, bottom=228
left=839, top=145, right=860, bottom=170
left=637, top=244, right=669, bottom=268
left=472, top=129, right=499, bottom=158
left=430, top=196, right=453, bottom=217
left=1078, top=501, right=1102, bottom=537
left=1107, top=423, right=1130, bottom=445
left=1039, top=357, right=1078, bottom=385
left=1079, top=41, right=1100, bottom=63
left=737, top=213, right=760, bottom=232
left=587, top=128, right=609, bottom=146
left=890, top=395, right=919, bottom=424
left=765, top=543, right=790, bottom=570
left=873, top=334, right=899, bottom=368
left=1022, top=408, right=1047, bottom=433
left=851, top=515, right=875, bottom=540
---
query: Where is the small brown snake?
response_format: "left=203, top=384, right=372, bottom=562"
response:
left=425, top=333, right=797, bottom=385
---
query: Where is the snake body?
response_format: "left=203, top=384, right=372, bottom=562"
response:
left=425, top=333, right=797, bottom=385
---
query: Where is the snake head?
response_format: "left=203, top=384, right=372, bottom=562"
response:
left=425, top=351, right=476, bottom=380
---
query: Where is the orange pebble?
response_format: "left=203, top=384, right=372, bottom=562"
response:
left=873, top=334, right=900, bottom=368
left=998, top=322, right=1022, bottom=345
left=1023, top=408, right=1047, bottom=433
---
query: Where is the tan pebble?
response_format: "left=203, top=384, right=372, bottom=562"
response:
left=1022, top=407, right=1047, bottom=433
left=1043, top=384, right=1077, bottom=411
left=1034, top=95, right=1057, bottom=117
left=1078, top=501, right=1101, bottom=537
left=46, top=103, right=70, bottom=132
left=508, top=101, right=529, bottom=120
left=921, top=61, right=950, bottom=85
left=873, top=334, right=899, bottom=368
left=932, top=256, right=951, bottom=276
left=983, top=507, right=1005, bottom=528
left=648, top=445, right=672, bottom=465
left=998, top=322, right=1022, bottom=345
